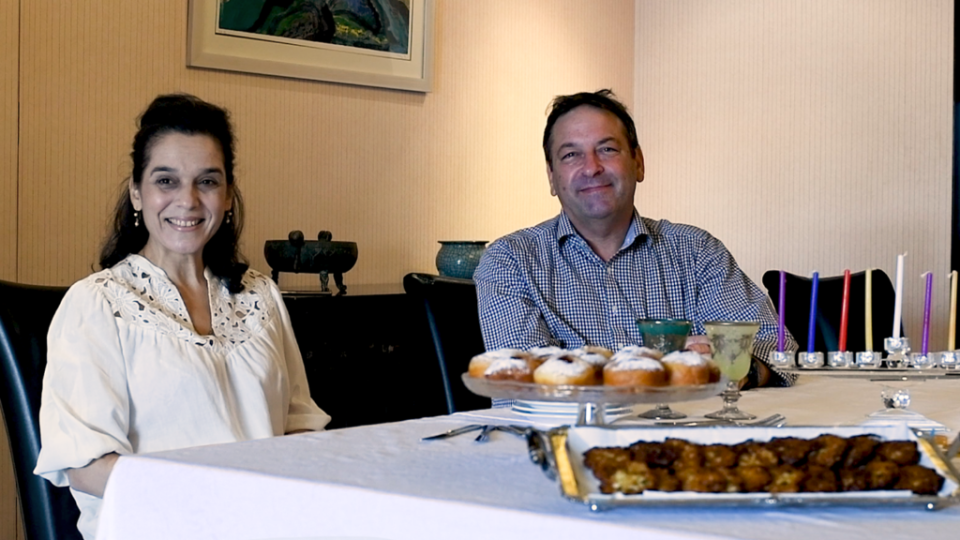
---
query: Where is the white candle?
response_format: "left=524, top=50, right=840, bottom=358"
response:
left=865, top=269, right=873, bottom=351
left=949, top=270, right=957, bottom=350
left=892, top=253, right=905, bottom=340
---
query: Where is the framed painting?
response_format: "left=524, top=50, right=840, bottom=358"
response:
left=188, top=0, right=435, bottom=92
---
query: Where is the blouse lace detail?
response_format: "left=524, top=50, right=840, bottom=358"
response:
left=90, top=255, right=276, bottom=350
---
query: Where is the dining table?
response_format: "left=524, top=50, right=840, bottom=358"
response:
left=96, top=374, right=960, bottom=540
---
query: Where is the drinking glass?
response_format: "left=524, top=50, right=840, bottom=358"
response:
left=635, top=318, right=692, bottom=420
left=704, top=320, right=759, bottom=421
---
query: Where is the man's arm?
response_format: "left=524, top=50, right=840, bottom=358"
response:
left=474, top=240, right=556, bottom=350
left=691, top=233, right=798, bottom=387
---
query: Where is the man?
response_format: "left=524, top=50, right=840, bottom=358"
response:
left=474, top=90, right=797, bottom=389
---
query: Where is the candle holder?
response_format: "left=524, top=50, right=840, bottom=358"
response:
left=827, top=351, right=853, bottom=368
left=881, top=386, right=912, bottom=409
left=939, top=351, right=960, bottom=369
left=797, top=351, right=824, bottom=368
left=768, top=350, right=795, bottom=368
left=907, top=352, right=938, bottom=369
left=855, top=351, right=882, bottom=368
left=883, top=337, right=910, bottom=368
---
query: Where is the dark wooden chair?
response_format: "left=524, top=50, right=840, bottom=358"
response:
left=282, top=287, right=450, bottom=428
left=0, top=280, right=82, bottom=540
left=761, top=270, right=897, bottom=352
left=403, top=273, right=490, bottom=414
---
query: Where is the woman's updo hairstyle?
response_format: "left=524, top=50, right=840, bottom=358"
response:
left=99, top=93, right=249, bottom=293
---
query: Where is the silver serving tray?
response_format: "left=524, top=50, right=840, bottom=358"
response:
left=528, top=424, right=960, bottom=511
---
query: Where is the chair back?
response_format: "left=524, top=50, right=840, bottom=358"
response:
left=0, top=280, right=82, bottom=540
left=402, top=273, right=490, bottom=414
left=761, top=270, right=897, bottom=353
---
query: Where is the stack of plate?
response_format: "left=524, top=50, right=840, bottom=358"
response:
left=512, top=400, right=634, bottom=420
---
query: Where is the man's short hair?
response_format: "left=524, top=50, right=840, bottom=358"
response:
left=542, top=89, right=639, bottom=166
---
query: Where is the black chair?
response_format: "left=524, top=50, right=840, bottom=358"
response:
left=0, top=280, right=82, bottom=540
left=282, top=290, right=450, bottom=429
left=402, top=273, right=490, bottom=414
left=761, top=270, right=897, bottom=353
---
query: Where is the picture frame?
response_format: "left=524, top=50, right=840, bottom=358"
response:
left=187, top=0, right=435, bottom=92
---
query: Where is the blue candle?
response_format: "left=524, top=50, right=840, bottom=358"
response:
left=807, top=271, right=819, bottom=353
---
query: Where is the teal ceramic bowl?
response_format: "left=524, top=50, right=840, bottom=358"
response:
left=636, top=319, right=693, bottom=353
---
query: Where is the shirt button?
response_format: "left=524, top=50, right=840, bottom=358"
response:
left=612, top=306, right=618, bottom=313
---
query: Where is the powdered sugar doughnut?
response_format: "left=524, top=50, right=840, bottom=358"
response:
left=612, top=346, right=664, bottom=361
left=661, top=350, right=711, bottom=385
left=529, top=345, right=565, bottom=359
left=468, top=349, right=527, bottom=378
left=533, top=353, right=598, bottom=386
left=603, top=355, right=668, bottom=386
left=573, top=346, right=614, bottom=383
left=527, top=345, right=567, bottom=371
left=483, top=357, right=534, bottom=382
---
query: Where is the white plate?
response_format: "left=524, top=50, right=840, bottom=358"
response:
left=512, top=400, right=633, bottom=419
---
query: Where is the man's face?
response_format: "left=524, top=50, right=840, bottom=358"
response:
left=546, top=106, right=644, bottom=230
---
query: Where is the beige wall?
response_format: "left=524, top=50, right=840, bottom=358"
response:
left=2, top=0, right=954, bottom=537
left=12, top=0, right=634, bottom=289
left=1, top=1, right=635, bottom=537
left=635, top=0, right=954, bottom=348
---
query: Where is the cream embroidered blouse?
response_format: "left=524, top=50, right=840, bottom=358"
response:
left=35, top=254, right=330, bottom=539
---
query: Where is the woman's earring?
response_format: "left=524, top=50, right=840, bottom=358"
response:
left=225, top=210, right=233, bottom=224
left=133, top=210, right=140, bottom=228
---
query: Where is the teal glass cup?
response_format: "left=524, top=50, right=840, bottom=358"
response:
left=636, top=319, right=693, bottom=353
left=634, top=318, right=693, bottom=420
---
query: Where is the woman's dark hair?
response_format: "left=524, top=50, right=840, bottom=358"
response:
left=99, top=93, right=249, bottom=293
left=542, top=89, right=640, bottom=166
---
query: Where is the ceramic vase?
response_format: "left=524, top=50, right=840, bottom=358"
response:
left=436, top=241, right=488, bottom=279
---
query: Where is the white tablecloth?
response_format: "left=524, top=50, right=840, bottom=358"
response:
left=97, top=376, right=960, bottom=540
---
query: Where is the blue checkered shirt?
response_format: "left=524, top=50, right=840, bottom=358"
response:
left=474, top=210, right=798, bottom=401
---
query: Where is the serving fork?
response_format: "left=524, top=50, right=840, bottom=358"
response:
left=653, top=413, right=787, bottom=428
left=420, top=424, right=529, bottom=443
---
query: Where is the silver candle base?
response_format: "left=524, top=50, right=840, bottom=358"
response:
left=939, top=350, right=960, bottom=369
left=907, top=352, right=937, bottom=369
left=768, top=350, right=795, bottom=368
left=827, top=351, right=854, bottom=368
left=797, top=351, right=824, bottom=368
left=855, top=351, right=882, bottom=368
left=883, top=337, right=911, bottom=368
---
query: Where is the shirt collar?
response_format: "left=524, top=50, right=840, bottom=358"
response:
left=557, top=209, right=648, bottom=251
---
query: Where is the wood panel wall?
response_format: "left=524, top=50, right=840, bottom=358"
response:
left=1, top=0, right=19, bottom=534
left=0, top=0, right=16, bottom=282
left=635, top=0, right=954, bottom=349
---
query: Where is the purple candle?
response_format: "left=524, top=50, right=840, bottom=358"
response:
left=922, top=272, right=933, bottom=355
left=807, top=271, right=819, bottom=353
left=778, top=270, right=786, bottom=352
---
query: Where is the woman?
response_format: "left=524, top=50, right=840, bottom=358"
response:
left=34, top=94, right=330, bottom=539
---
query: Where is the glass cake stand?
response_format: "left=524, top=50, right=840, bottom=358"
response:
left=461, top=373, right=728, bottom=426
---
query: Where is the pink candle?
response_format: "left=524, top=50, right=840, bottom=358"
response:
left=839, top=269, right=851, bottom=352
left=921, top=272, right=933, bottom=355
